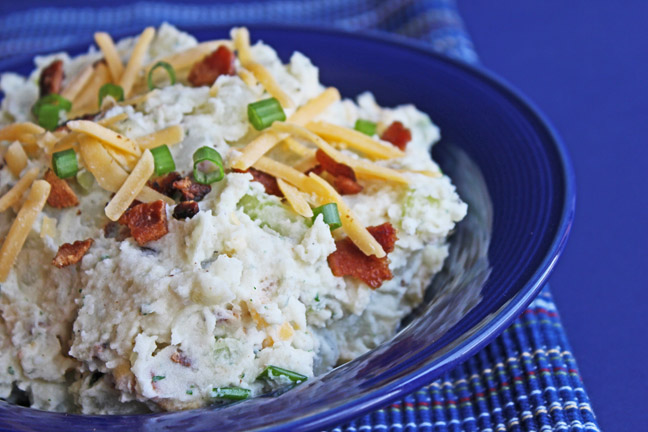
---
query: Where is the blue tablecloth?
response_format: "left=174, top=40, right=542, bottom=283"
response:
left=0, top=1, right=601, bottom=430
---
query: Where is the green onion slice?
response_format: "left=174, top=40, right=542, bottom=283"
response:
left=192, top=146, right=224, bottom=185
left=147, top=61, right=176, bottom=90
left=32, top=93, right=72, bottom=118
left=38, top=104, right=63, bottom=131
left=150, top=144, right=176, bottom=176
left=211, top=387, right=251, bottom=400
left=247, top=97, right=286, bottom=131
left=257, top=365, right=308, bottom=383
left=76, top=170, right=95, bottom=191
left=52, top=148, right=79, bottom=179
left=311, top=203, right=342, bottom=231
left=354, top=119, right=377, bottom=136
left=98, top=83, right=124, bottom=107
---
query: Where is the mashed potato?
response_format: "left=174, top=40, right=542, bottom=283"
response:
left=0, top=24, right=466, bottom=413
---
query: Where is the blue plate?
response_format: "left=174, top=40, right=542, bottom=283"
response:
left=0, top=25, right=574, bottom=432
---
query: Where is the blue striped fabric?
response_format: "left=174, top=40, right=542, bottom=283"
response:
left=0, top=1, right=599, bottom=430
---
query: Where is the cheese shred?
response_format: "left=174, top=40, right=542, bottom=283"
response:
left=120, top=27, right=156, bottom=97
left=105, top=149, right=154, bottom=221
left=0, top=167, right=40, bottom=212
left=0, top=180, right=51, bottom=282
left=94, top=32, right=125, bottom=82
left=277, top=178, right=313, bottom=218
left=232, top=87, right=340, bottom=170
left=67, top=120, right=140, bottom=156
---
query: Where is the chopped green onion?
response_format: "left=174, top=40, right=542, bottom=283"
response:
left=98, top=83, right=124, bottom=107
left=150, top=144, right=176, bottom=176
left=152, top=375, right=165, bottom=382
left=148, top=61, right=176, bottom=90
left=37, top=104, right=63, bottom=131
left=211, top=387, right=251, bottom=400
left=247, top=97, right=286, bottom=131
left=354, top=119, right=377, bottom=136
left=52, top=149, right=78, bottom=179
left=76, top=170, right=95, bottom=191
left=311, top=203, right=342, bottom=231
left=257, top=365, right=308, bottom=383
left=32, top=93, right=72, bottom=118
left=192, top=146, right=224, bottom=185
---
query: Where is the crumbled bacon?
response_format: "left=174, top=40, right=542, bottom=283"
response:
left=233, top=168, right=283, bottom=197
left=39, top=59, right=64, bottom=96
left=173, top=201, right=199, bottom=220
left=173, top=177, right=212, bottom=202
left=380, top=121, right=412, bottom=151
left=304, top=164, right=324, bottom=176
left=188, top=46, right=236, bottom=87
left=148, top=172, right=211, bottom=202
left=170, top=351, right=192, bottom=367
left=44, top=170, right=79, bottom=208
left=333, top=175, right=363, bottom=195
left=149, top=172, right=182, bottom=198
left=314, top=149, right=363, bottom=195
left=315, top=149, right=356, bottom=180
left=52, top=239, right=94, bottom=268
left=327, top=223, right=398, bottom=289
left=119, top=200, right=169, bottom=246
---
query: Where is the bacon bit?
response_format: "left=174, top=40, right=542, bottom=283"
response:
left=314, top=150, right=363, bottom=195
left=170, top=351, right=192, bottom=367
left=39, top=59, right=64, bottom=96
left=148, top=172, right=211, bottom=202
left=44, top=169, right=79, bottom=208
left=172, top=200, right=199, bottom=220
left=149, top=171, right=182, bottom=198
left=188, top=46, right=236, bottom=87
left=173, top=177, right=212, bottom=202
left=333, top=175, right=363, bottom=195
left=315, top=149, right=356, bottom=180
left=233, top=167, right=283, bottom=197
left=52, top=239, right=94, bottom=268
left=366, top=222, right=397, bottom=253
left=381, top=121, right=412, bottom=151
left=118, top=200, right=169, bottom=246
left=304, top=164, right=323, bottom=176
left=327, top=222, right=398, bottom=289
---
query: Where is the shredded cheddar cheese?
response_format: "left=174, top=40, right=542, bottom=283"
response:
left=0, top=167, right=40, bottom=212
left=105, top=149, right=154, bottom=221
left=306, top=121, right=405, bottom=160
left=67, top=120, right=140, bottom=156
left=233, top=27, right=294, bottom=109
left=277, top=178, right=313, bottom=218
left=60, top=64, right=94, bottom=101
left=232, top=87, right=340, bottom=170
left=135, top=125, right=184, bottom=149
left=308, top=173, right=386, bottom=258
left=5, top=142, right=28, bottom=177
left=0, top=122, right=46, bottom=142
left=120, top=27, right=155, bottom=98
left=40, top=215, right=57, bottom=239
left=272, top=122, right=409, bottom=184
left=144, top=40, right=233, bottom=75
left=69, top=61, right=111, bottom=115
left=94, top=32, right=125, bottom=82
left=0, top=180, right=51, bottom=282
left=78, top=135, right=172, bottom=204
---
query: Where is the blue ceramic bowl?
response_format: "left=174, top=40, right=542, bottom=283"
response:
left=0, top=25, right=574, bottom=432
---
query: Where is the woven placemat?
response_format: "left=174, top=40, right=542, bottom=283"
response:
left=0, top=1, right=600, bottom=430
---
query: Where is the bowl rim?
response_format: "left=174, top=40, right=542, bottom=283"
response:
left=0, top=23, right=576, bottom=432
